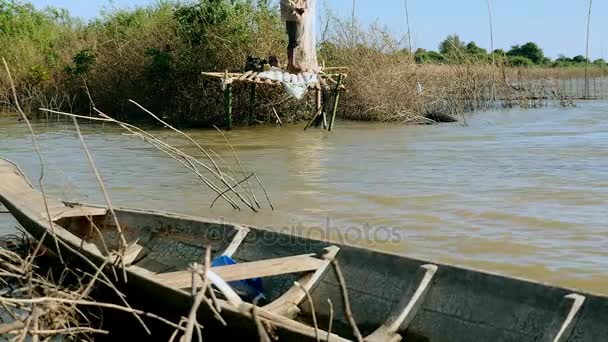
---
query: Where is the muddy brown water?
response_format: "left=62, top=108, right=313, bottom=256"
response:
left=1, top=102, right=607, bottom=295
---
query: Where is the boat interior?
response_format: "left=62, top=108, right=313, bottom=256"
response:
left=54, top=204, right=338, bottom=314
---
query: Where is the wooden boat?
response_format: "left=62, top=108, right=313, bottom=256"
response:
left=0, top=158, right=606, bottom=342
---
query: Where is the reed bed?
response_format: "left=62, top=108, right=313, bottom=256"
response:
left=320, top=18, right=572, bottom=123
left=0, top=1, right=581, bottom=127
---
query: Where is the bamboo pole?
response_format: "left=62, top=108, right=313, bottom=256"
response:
left=328, top=75, right=344, bottom=131
left=351, top=0, right=356, bottom=47
left=486, top=0, right=496, bottom=100
left=224, top=71, right=233, bottom=130
left=304, top=104, right=323, bottom=130
left=584, top=0, right=593, bottom=99
left=319, top=89, right=328, bottom=129
left=319, top=89, right=327, bottom=128
left=404, top=0, right=412, bottom=54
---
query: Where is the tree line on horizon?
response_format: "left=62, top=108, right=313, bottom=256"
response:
left=414, top=34, right=606, bottom=67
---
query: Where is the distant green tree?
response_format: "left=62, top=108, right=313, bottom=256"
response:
left=571, top=55, right=589, bottom=64
left=439, top=34, right=465, bottom=55
left=507, top=42, right=544, bottom=64
left=465, top=42, right=486, bottom=55
left=414, top=48, right=428, bottom=63
left=507, top=56, right=533, bottom=67
left=594, top=58, right=605, bottom=65
left=414, top=48, right=444, bottom=63
left=427, top=50, right=445, bottom=62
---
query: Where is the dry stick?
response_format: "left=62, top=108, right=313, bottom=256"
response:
left=326, top=299, right=334, bottom=342
left=251, top=297, right=271, bottom=342
left=28, top=327, right=108, bottom=335
left=31, top=304, right=39, bottom=342
left=38, top=109, right=241, bottom=210
left=0, top=296, right=183, bottom=332
left=206, top=282, right=222, bottom=314
left=77, top=258, right=111, bottom=300
left=183, top=248, right=213, bottom=342
left=52, top=110, right=260, bottom=213
left=0, top=321, right=25, bottom=334
left=253, top=173, right=274, bottom=211
left=169, top=318, right=188, bottom=342
left=127, top=99, right=222, bottom=180
left=137, top=133, right=240, bottom=210
left=71, top=117, right=128, bottom=283
left=53, top=236, right=151, bottom=334
left=329, top=259, right=363, bottom=342
left=0, top=157, right=35, bottom=188
left=128, top=100, right=259, bottom=211
left=16, top=311, right=33, bottom=342
left=100, top=112, right=254, bottom=212
left=294, top=281, right=320, bottom=342
left=209, top=149, right=239, bottom=184
left=188, top=265, right=227, bottom=327
left=210, top=173, right=256, bottom=208
left=213, top=125, right=261, bottom=209
left=272, top=107, right=283, bottom=126
left=2, top=58, right=63, bottom=265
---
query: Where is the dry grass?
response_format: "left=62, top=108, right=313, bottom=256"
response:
left=0, top=2, right=584, bottom=127
left=0, top=234, right=106, bottom=340
left=320, top=18, right=572, bottom=123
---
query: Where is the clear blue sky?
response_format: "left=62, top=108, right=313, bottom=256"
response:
left=30, top=0, right=607, bottom=59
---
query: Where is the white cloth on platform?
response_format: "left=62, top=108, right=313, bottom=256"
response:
left=257, top=67, right=318, bottom=99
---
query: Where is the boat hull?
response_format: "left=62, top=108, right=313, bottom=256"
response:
left=1, top=159, right=606, bottom=341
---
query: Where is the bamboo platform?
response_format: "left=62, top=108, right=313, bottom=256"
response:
left=201, top=69, right=347, bottom=130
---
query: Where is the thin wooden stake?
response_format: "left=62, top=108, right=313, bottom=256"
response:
left=224, top=71, right=233, bottom=130
left=328, top=75, right=344, bottom=131
left=584, top=0, right=593, bottom=99
left=272, top=107, right=283, bottom=126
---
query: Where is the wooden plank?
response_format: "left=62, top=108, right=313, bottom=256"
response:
left=542, top=293, right=586, bottom=342
left=264, top=246, right=340, bottom=317
left=246, top=72, right=259, bottom=81
left=113, top=243, right=146, bottom=265
left=50, top=206, right=107, bottom=220
left=202, top=72, right=242, bottom=78
left=222, top=226, right=250, bottom=257
left=365, top=264, right=438, bottom=342
left=239, top=70, right=253, bottom=81
left=154, top=253, right=325, bottom=289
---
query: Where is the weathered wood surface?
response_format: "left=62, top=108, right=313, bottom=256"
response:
left=154, top=253, right=326, bottom=289
left=264, top=245, right=340, bottom=317
left=201, top=71, right=347, bottom=91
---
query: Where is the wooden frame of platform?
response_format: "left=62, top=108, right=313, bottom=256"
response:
left=201, top=69, right=347, bottom=130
